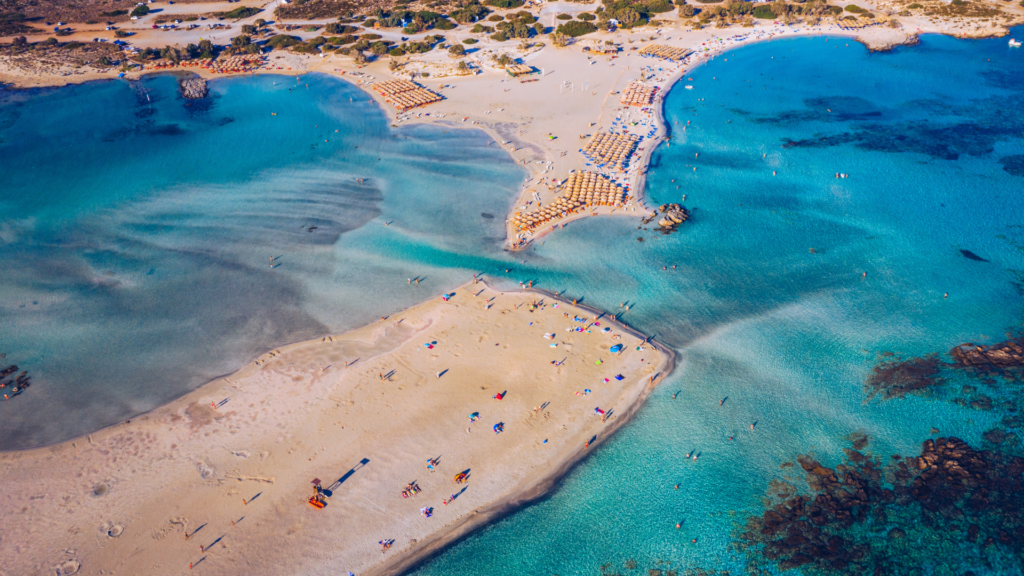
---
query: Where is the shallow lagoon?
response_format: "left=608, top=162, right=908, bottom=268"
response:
left=2, top=28, right=1024, bottom=575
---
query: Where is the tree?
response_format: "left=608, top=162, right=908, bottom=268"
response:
left=389, top=58, right=401, bottom=70
left=448, top=43, right=466, bottom=56
left=255, top=18, right=267, bottom=27
left=679, top=3, right=695, bottom=17
left=130, top=5, right=150, bottom=17
left=242, top=24, right=256, bottom=35
left=186, top=43, right=200, bottom=58
left=353, top=50, right=368, bottom=64
left=457, top=60, right=469, bottom=72
left=12, top=35, right=27, bottom=47
left=496, top=52, right=513, bottom=66
left=371, top=42, right=389, bottom=55
left=232, top=34, right=251, bottom=48
left=550, top=32, right=568, bottom=47
left=98, top=55, right=112, bottom=66
left=198, top=38, right=215, bottom=58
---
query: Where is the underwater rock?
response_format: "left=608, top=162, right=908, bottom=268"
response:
left=179, top=77, right=209, bottom=100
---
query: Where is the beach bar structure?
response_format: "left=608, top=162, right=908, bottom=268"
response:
left=620, top=82, right=658, bottom=107
left=505, top=64, right=537, bottom=78
left=370, top=79, right=443, bottom=112
left=511, top=171, right=627, bottom=234
left=638, top=44, right=692, bottom=62
left=581, top=132, right=640, bottom=172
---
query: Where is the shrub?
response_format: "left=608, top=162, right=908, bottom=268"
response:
left=434, top=18, right=456, bottom=29
left=114, top=29, right=131, bottom=37
left=827, top=5, right=843, bottom=14
left=679, top=3, right=695, bottom=16
left=484, top=0, right=524, bottom=7
left=491, top=30, right=508, bottom=40
left=533, top=21, right=546, bottom=33
left=130, top=5, right=150, bottom=17
left=361, top=33, right=383, bottom=40
left=646, top=0, right=675, bottom=13
left=463, top=37, right=479, bottom=43
left=63, top=41, right=83, bottom=50
left=325, top=23, right=357, bottom=34
left=844, top=4, right=866, bottom=13
left=363, top=18, right=377, bottom=27
left=752, top=5, right=775, bottom=18
left=556, top=13, right=573, bottom=19
left=222, top=6, right=260, bottom=19
left=102, top=9, right=127, bottom=17
left=555, top=20, right=596, bottom=36
left=578, top=12, right=596, bottom=20
left=448, top=43, right=466, bottom=54
left=333, top=34, right=358, bottom=44
left=266, top=34, right=301, bottom=48
left=906, top=2, right=922, bottom=7
left=488, top=14, right=505, bottom=21
left=471, top=23, right=494, bottom=32
left=692, top=0, right=721, bottom=3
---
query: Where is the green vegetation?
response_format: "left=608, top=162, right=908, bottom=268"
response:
left=266, top=34, right=302, bottom=49
left=471, top=23, right=495, bottom=32
left=578, top=12, right=596, bottom=20
left=484, top=0, right=525, bottom=7
left=434, top=18, right=457, bottom=29
left=692, top=0, right=722, bottom=4
left=325, top=22, right=358, bottom=34
left=555, top=20, right=597, bottom=36
left=114, top=30, right=131, bottom=38
left=827, top=5, right=843, bottom=15
left=491, top=30, right=508, bottom=40
left=906, top=2, right=922, bottom=8
left=556, top=13, right=573, bottom=19
left=463, top=37, right=479, bottom=43
left=361, top=33, right=383, bottom=40
left=62, top=42, right=84, bottom=50
left=752, top=5, right=775, bottom=18
left=678, top=3, right=695, bottom=16
left=221, top=6, right=260, bottom=19
left=488, top=14, right=505, bottom=21
left=130, top=5, right=150, bottom=17
left=448, top=43, right=466, bottom=55
left=844, top=4, right=866, bottom=13
left=450, top=1, right=491, bottom=23
left=101, top=9, right=127, bottom=17
left=597, top=0, right=672, bottom=29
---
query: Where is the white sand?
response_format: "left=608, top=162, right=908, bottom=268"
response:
left=0, top=283, right=671, bottom=576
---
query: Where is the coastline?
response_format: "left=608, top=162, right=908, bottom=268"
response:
left=0, top=280, right=673, bottom=576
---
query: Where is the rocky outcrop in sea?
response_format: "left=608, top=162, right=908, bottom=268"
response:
left=179, top=77, right=209, bottom=100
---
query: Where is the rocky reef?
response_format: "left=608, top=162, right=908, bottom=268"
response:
left=735, top=435, right=1024, bottom=575
left=865, top=334, right=1024, bottom=404
left=655, top=203, right=690, bottom=234
left=179, top=77, right=209, bottom=100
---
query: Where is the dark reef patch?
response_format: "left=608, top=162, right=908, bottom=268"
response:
left=959, top=249, right=989, bottom=262
left=734, top=436, right=1024, bottom=575
left=777, top=94, right=1024, bottom=161
left=999, top=155, right=1024, bottom=177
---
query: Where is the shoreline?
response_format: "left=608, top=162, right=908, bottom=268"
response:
left=0, top=279, right=674, bottom=576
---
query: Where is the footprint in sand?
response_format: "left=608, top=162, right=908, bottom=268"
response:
left=55, top=559, right=81, bottom=575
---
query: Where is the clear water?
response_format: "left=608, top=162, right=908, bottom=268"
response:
left=0, top=73, right=526, bottom=448
left=1, top=28, right=1023, bottom=575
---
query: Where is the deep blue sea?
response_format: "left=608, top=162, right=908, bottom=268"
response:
left=3, top=29, right=1024, bottom=575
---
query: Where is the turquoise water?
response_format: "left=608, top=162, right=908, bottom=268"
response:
left=0, top=73, right=526, bottom=448
left=2, top=29, right=1024, bottom=574
left=406, top=32, right=1024, bottom=576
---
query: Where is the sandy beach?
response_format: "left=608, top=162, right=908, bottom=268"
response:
left=0, top=282, right=671, bottom=576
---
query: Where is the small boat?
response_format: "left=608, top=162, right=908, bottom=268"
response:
left=1010, top=39, right=1022, bottom=47
left=684, top=85, right=694, bottom=90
